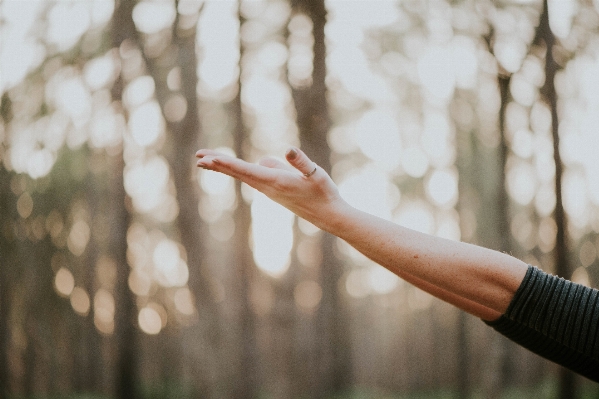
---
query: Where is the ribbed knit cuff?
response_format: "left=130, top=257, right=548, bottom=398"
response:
left=485, top=265, right=599, bottom=382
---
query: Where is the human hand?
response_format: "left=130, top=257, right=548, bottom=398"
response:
left=195, top=147, right=349, bottom=231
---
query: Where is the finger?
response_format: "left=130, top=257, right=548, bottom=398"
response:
left=259, top=156, right=296, bottom=173
left=198, top=155, right=279, bottom=185
left=196, top=149, right=228, bottom=158
left=285, top=147, right=317, bottom=177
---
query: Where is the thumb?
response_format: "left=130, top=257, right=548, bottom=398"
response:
left=285, top=147, right=317, bottom=177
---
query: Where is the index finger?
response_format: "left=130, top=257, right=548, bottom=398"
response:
left=198, top=154, right=289, bottom=188
left=196, top=149, right=228, bottom=158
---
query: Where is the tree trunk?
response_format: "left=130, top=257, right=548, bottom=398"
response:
left=536, top=0, right=579, bottom=397
left=0, top=184, right=12, bottom=399
left=111, top=1, right=139, bottom=398
left=455, top=311, right=468, bottom=399
left=229, top=9, right=258, bottom=396
left=454, top=119, right=471, bottom=398
left=108, top=152, right=137, bottom=399
left=169, top=9, right=221, bottom=352
left=138, top=4, right=222, bottom=395
left=479, top=28, right=521, bottom=393
left=21, top=239, right=50, bottom=395
left=83, top=170, right=103, bottom=393
left=0, top=93, right=13, bottom=399
left=475, top=72, right=513, bottom=397
left=453, top=72, right=513, bottom=397
left=486, top=72, right=514, bottom=396
left=290, top=0, right=352, bottom=396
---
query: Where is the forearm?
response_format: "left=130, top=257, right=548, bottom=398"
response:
left=195, top=149, right=527, bottom=317
left=396, top=270, right=501, bottom=320
left=319, top=202, right=528, bottom=315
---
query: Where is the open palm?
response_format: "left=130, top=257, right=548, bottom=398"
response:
left=196, top=147, right=347, bottom=230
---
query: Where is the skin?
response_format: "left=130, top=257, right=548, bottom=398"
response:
left=196, top=147, right=529, bottom=321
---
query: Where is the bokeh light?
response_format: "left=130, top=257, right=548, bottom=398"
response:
left=129, top=101, right=164, bottom=147
left=294, top=280, right=322, bottom=313
left=507, top=160, right=537, bottom=206
left=251, top=191, right=294, bottom=277
left=548, top=0, right=576, bottom=39
left=70, top=287, right=91, bottom=316
left=124, top=156, right=173, bottom=216
left=129, top=269, right=152, bottom=297
left=54, top=76, right=92, bottom=127
left=132, top=1, right=176, bottom=35
left=198, top=1, right=240, bottom=94
left=16, top=192, right=33, bottom=219
left=2, top=2, right=599, bottom=391
left=339, top=165, right=395, bottom=221
left=55, top=267, right=75, bottom=297
left=395, top=202, right=435, bottom=236
left=67, top=219, right=91, bottom=257
left=174, top=288, right=196, bottom=316
left=287, top=13, right=313, bottom=88
left=153, top=239, right=189, bottom=287
left=402, top=146, right=429, bottom=178
left=94, top=289, right=115, bottom=335
left=124, top=76, right=156, bottom=109
left=571, top=266, right=591, bottom=287
left=0, top=0, right=46, bottom=92
left=354, top=110, right=402, bottom=171
left=425, top=168, right=458, bottom=208
left=368, top=267, right=399, bottom=295
left=138, top=305, right=163, bottom=335
left=417, top=46, right=456, bottom=101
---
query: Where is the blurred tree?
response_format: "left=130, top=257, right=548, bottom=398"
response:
left=0, top=92, right=14, bottom=399
left=2, top=0, right=599, bottom=396
left=228, top=5, right=258, bottom=398
left=289, top=0, right=352, bottom=396
left=78, top=159, right=103, bottom=392
left=0, top=90, right=57, bottom=396
left=111, top=0, right=140, bottom=398
left=535, top=0, right=580, bottom=397
left=474, top=24, right=515, bottom=397
left=136, top=2, right=225, bottom=395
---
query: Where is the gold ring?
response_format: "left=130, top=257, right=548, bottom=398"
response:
left=304, top=165, right=317, bottom=178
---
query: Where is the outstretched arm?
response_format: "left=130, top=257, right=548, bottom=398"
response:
left=196, top=147, right=528, bottom=321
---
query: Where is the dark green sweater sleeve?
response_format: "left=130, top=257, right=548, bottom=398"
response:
left=484, top=265, right=599, bottom=382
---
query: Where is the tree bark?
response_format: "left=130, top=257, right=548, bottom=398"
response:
left=111, top=1, right=139, bottom=398
left=0, top=92, right=13, bottom=399
left=229, top=8, right=258, bottom=397
left=290, top=0, right=352, bottom=396
left=536, top=0, right=579, bottom=397
left=138, top=4, right=222, bottom=395
left=487, top=72, right=514, bottom=396
left=83, top=167, right=103, bottom=393
left=453, top=72, right=513, bottom=398
left=108, top=152, right=137, bottom=399
left=0, top=187, right=12, bottom=399
left=455, top=311, right=468, bottom=399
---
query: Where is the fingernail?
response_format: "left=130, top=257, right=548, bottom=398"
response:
left=286, top=148, right=297, bottom=160
left=212, top=158, right=220, bottom=164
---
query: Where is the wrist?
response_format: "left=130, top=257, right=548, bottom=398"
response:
left=312, top=197, right=356, bottom=236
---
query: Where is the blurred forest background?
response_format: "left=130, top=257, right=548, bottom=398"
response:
left=1, top=0, right=599, bottom=398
